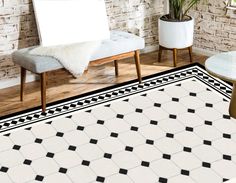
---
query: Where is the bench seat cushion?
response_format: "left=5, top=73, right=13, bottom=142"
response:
left=12, top=31, right=145, bottom=73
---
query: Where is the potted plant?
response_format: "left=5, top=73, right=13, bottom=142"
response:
left=158, top=0, right=200, bottom=66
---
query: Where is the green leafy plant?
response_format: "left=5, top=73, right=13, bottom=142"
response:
left=163, top=0, right=200, bottom=21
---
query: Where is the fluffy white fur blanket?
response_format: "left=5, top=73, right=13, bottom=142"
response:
left=29, top=41, right=100, bottom=77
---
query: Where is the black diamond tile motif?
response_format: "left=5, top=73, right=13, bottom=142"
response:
left=205, top=103, right=213, bottom=107
left=68, top=145, right=76, bottom=151
left=77, top=126, right=85, bottom=131
left=183, top=147, right=192, bottom=153
left=150, top=120, right=158, bottom=125
left=181, top=169, right=190, bottom=176
left=59, top=167, right=67, bottom=174
left=185, top=127, right=194, bottom=132
left=56, top=132, right=64, bottom=137
left=146, top=139, right=154, bottom=145
left=166, top=133, right=174, bottom=138
left=223, top=133, right=231, bottom=139
left=110, top=132, right=118, bottom=138
left=46, top=152, right=54, bottom=158
left=163, top=154, right=171, bottom=160
left=90, top=139, right=98, bottom=144
left=135, top=108, right=143, bottom=113
left=12, top=145, right=21, bottom=150
left=96, top=176, right=105, bottom=182
left=35, top=138, right=43, bottom=144
left=189, top=92, right=197, bottom=97
left=119, top=168, right=128, bottom=175
left=203, top=140, right=212, bottom=146
left=3, top=133, right=10, bottom=137
left=187, top=109, right=195, bottom=113
left=172, top=98, right=179, bottom=102
left=97, top=120, right=105, bottom=125
left=169, top=114, right=177, bottom=119
left=116, top=114, right=124, bottom=119
left=104, top=153, right=112, bottom=159
left=205, top=121, right=212, bottom=126
left=223, top=154, right=232, bottom=161
left=35, top=175, right=44, bottom=181
left=0, top=166, right=8, bottom=173
left=130, top=126, right=138, bottom=131
left=23, top=159, right=32, bottom=165
left=125, top=146, right=133, bottom=152
left=202, top=162, right=211, bottom=168
left=223, top=115, right=231, bottom=119
left=141, top=161, right=150, bottom=167
left=154, top=103, right=161, bottom=107
left=159, top=177, right=168, bottom=183
left=82, top=160, right=90, bottom=166
left=223, top=178, right=229, bottom=182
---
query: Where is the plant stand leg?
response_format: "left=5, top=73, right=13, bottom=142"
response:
left=188, top=46, right=193, bottom=63
left=173, top=48, right=177, bottom=67
left=158, top=45, right=163, bottom=62
left=134, top=50, right=142, bottom=83
left=229, top=84, right=236, bottom=119
left=114, top=60, right=119, bottom=76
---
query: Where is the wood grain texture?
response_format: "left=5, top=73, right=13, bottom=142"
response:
left=0, top=51, right=207, bottom=117
left=134, top=50, right=142, bottom=83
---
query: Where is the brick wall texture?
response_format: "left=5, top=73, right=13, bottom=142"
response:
left=190, top=0, right=236, bottom=52
left=0, top=0, right=235, bottom=81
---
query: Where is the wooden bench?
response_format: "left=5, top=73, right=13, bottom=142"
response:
left=12, top=31, right=145, bottom=112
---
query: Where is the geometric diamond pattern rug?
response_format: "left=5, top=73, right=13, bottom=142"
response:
left=0, top=63, right=236, bottom=183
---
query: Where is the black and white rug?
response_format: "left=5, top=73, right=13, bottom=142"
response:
left=0, top=63, right=236, bottom=183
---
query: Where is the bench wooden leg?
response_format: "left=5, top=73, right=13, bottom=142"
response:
left=158, top=45, right=163, bottom=62
left=40, top=72, right=47, bottom=112
left=134, top=50, right=142, bottom=83
left=20, top=67, right=26, bottom=101
left=114, top=60, right=119, bottom=76
left=188, top=46, right=193, bottom=63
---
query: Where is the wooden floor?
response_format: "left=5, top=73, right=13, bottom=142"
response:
left=0, top=50, right=208, bottom=117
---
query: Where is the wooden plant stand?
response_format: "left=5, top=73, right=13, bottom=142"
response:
left=158, top=45, right=193, bottom=67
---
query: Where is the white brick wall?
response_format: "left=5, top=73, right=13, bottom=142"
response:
left=0, top=0, right=236, bottom=82
left=0, top=0, right=164, bottom=81
left=191, top=0, right=236, bottom=52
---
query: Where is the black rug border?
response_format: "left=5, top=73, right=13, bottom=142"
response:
left=0, top=62, right=229, bottom=120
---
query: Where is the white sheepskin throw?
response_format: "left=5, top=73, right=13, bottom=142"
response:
left=29, top=41, right=100, bottom=77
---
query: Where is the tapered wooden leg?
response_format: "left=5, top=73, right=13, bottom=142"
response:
left=229, top=84, right=236, bottom=119
left=173, top=48, right=177, bottom=67
left=114, top=60, right=119, bottom=77
left=134, top=50, right=142, bottom=83
left=158, top=45, right=163, bottom=62
left=188, top=46, right=193, bottom=63
left=40, top=73, right=47, bottom=112
left=20, top=67, right=26, bottom=101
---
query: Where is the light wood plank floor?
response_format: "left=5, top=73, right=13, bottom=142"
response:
left=0, top=50, right=208, bottom=117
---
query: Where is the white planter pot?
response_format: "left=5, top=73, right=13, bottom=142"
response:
left=158, top=17, right=194, bottom=49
